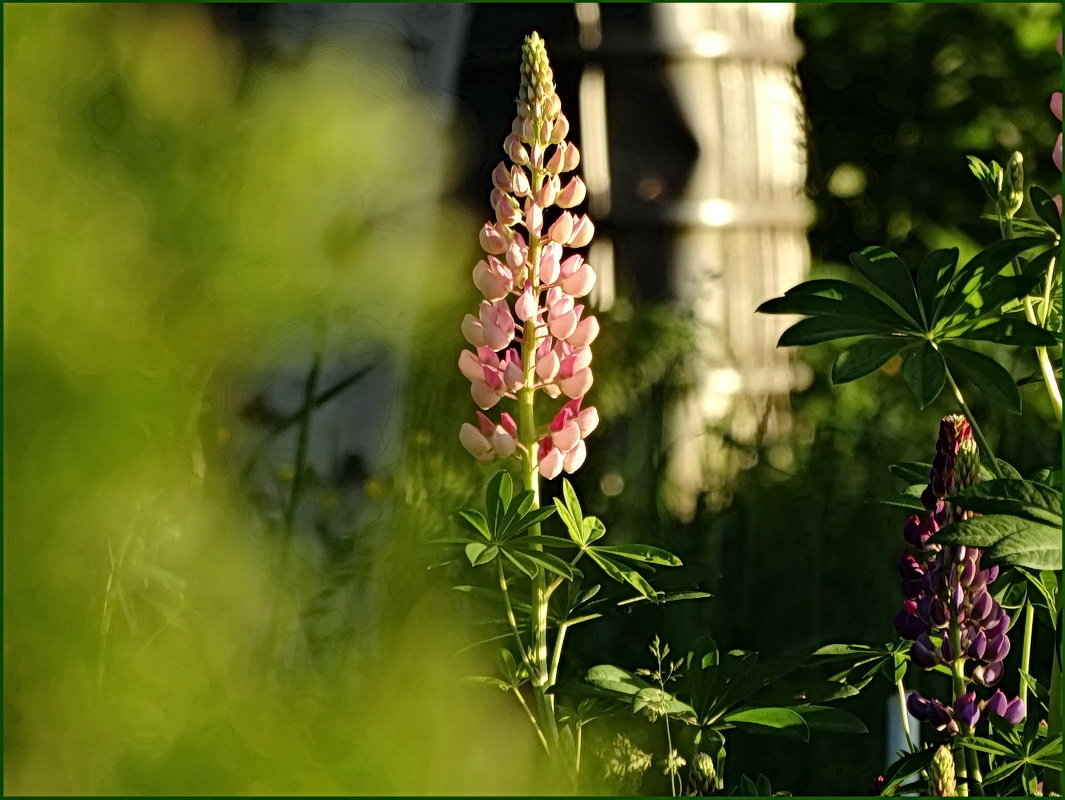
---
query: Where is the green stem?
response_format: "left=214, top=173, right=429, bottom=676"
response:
left=513, top=685, right=550, bottom=753
left=549, top=622, right=568, bottom=687
left=575, top=723, right=583, bottom=776
left=896, top=678, right=914, bottom=750
left=1046, top=581, right=1062, bottom=794
left=1019, top=601, right=1035, bottom=708
left=942, top=364, right=1003, bottom=478
left=1000, top=216, right=1062, bottom=421
left=498, top=560, right=537, bottom=680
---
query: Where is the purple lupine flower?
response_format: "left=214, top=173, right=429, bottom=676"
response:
left=896, top=415, right=1022, bottom=734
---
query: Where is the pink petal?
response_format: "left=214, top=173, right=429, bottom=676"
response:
left=479, top=222, right=508, bottom=255
left=1052, top=91, right=1063, bottom=121
left=568, top=315, right=600, bottom=347
left=510, top=166, right=530, bottom=197
left=491, top=427, right=516, bottom=457
left=549, top=310, right=577, bottom=340
left=567, top=215, right=595, bottom=248
left=552, top=420, right=581, bottom=451
left=560, top=264, right=596, bottom=297
left=556, top=176, right=587, bottom=209
left=536, top=176, right=559, bottom=207
left=547, top=211, right=574, bottom=244
left=540, top=242, right=562, bottom=284
left=563, top=143, right=581, bottom=172
left=576, top=406, right=600, bottom=437
left=538, top=447, right=564, bottom=480
left=460, top=423, right=492, bottom=458
left=536, top=350, right=560, bottom=381
left=471, top=380, right=501, bottom=410
left=499, top=413, right=518, bottom=437
left=458, top=349, right=484, bottom=382
left=515, top=283, right=538, bottom=322
left=525, top=202, right=543, bottom=234
left=461, top=314, right=486, bottom=348
left=558, top=368, right=593, bottom=398
left=474, top=410, right=496, bottom=437
left=563, top=440, right=587, bottom=473
left=491, top=162, right=512, bottom=192
left=1054, top=133, right=1062, bottom=172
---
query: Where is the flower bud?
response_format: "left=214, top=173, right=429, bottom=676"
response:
left=563, top=439, right=587, bottom=473
left=550, top=113, right=570, bottom=144
left=538, top=445, right=564, bottom=480
left=505, top=134, right=529, bottom=166
left=460, top=422, right=494, bottom=460
left=983, top=690, right=1008, bottom=718
left=557, top=175, right=587, bottom=208
left=548, top=211, right=574, bottom=244
left=540, top=242, right=562, bottom=284
left=894, top=600, right=926, bottom=640
left=999, top=151, right=1024, bottom=218
left=479, top=222, right=509, bottom=255
left=927, top=746, right=957, bottom=797
left=491, top=425, right=516, bottom=457
left=983, top=632, right=1011, bottom=663
left=568, top=214, right=595, bottom=247
left=966, top=629, right=987, bottom=660
left=1002, top=697, right=1026, bottom=725
left=491, top=162, right=512, bottom=192
left=525, top=201, right=543, bottom=234
left=515, top=282, right=538, bottom=322
left=568, top=315, right=600, bottom=347
left=910, top=634, right=939, bottom=669
left=953, top=692, right=980, bottom=728
left=973, top=660, right=1004, bottom=687
left=511, top=166, right=530, bottom=197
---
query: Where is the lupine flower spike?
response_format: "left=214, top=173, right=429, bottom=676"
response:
left=896, top=415, right=1024, bottom=735
left=1052, top=34, right=1062, bottom=214
left=458, top=32, right=599, bottom=478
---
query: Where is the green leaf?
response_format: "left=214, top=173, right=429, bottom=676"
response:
left=500, top=548, right=536, bottom=578
left=941, top=343, right=1021, bottom=414
left=931, top=514, right=1048, bottom=548
left=1029, top=186, right=1062, bottom=234
left=562, top=479, right=582, bottom=526
left=593, top=543, right=682, bottom=566
left=452, top=509, right=491, bottom=540
left=901, top=342, right=945, bottom=409
left=831, top=337, right=913, bottom=384
left=552, top=497, right=580, bottom=544
left=465, top=541, right=498, bottom=566
left=812, top=643, right=877, bottom=658
left=724, top=707, right=810, bottom=741
left=582, top=516, right=606, bottom=544
left=505, top=505, right=557, bottom=539
left=583, top=664, right=652, bottom=696
left=917, top=248, right=959, bottom=322
left=850, top=246, right=923, bottom=327
left=888, top=461, right=931, bottom=485
left=982, top=760, right=1023, bottom=787
left=513, top=547, right=579, bottom=580
left=789, top=705, right=868, bottom=734
left=778, top=315, right=900, bottom=347
left=881, top=746, right=937, bottom=794
left=521, top=535, right=578, bottom=549
left=947, top=317, right=1058, bottom=347
left=757, top=279, right=910, bottom=327
left=937, top=236, right=1046, bottom=322
left=949, top=479, right=1062, bottom=526
left=957, top=736, right=1014, bottom=757
left=486, top=471, right=513, bottom=530
left=587, top=550, right=658, bottom=601
left=985, top=524, right=1062, bottom=570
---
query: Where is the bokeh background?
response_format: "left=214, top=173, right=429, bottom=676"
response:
left=4, top=2, right=1061, bottom=795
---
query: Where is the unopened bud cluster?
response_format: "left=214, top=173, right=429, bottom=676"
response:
left=459, top=33, right=600, bottom=478
left=895, top=416, right=1024, bottom=733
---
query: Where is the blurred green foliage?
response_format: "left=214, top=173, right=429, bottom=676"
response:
left=4, top=5, right=553, bottom=794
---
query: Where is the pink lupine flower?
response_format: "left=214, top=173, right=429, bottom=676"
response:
left=457, top=32, right=600, bottom=476
left=536, top=399, right=599, bottom=479
left=461, top=411, right=519, bottom=461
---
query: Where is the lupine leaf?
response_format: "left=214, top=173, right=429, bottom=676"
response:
left=757, top=279, right=909, bottom=327
left=725, top=707, right=810, bottom=741
left=1030, top=186, right=1063, bottom=235
left=985, top=525, right=1062, bottom=570
left=514, top=547, right=578, bottom=580
left=552, top=498, right=580, bottom=542
left=593, top=544, right=682, bottom=566
left=946, top=316, right=1058, bottom=347
left=789, top=705, right=868, bottom=734
left=982, top=760, right=1023, bottom=786
left=880, top=746, right=937, bottom=794
left=888, top=461, right=932, bottom=485
left=583, top=664, right=652, bottom=696
left=501, top=548, right=536, bottom=578
left=506, top=505, right=557, bottom=539
left=938, top=236, right=1045, bottom=321
left=957, top=736, right=1014, bottom=757
left=949, top=479, right=1062, bottom=525
left=937, top=273, right=1042, bottom=328
left=778, top=315, right=900, bottom=347
left=486, top=471, right=513, bottom=531
left=831, top=337, right=913, bottom=384
left=465, top=541, right=497, bottom=566
left=582, top=516, right=606, bottom=544
left=931, top=514, right=1043, bottom=548
left=453, top=509, right=491, bottom=540
left=901, top=342, right=945, bottom=408
left=850, top=246, right=923, bottom=327
left=941, top=343, right=1021, bottom=414
left=917, top=248, right=959, bottom=322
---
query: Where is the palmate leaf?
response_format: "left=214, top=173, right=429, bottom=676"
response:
left=831, top=337, right=913, bottom=384
left=592, top=543, right=682, bottom=566
left=850, top=246, right=924, bottom=328
left=940, top=343, right=1021, bottom=414
left=901, top=342, right=945, bottom=408
left=1029, top=186, right=1063, bottom=235
left=778, top=315, right=901, bottom=347
left=945, top=316, right=1058, bottom=347
left=936, top=236, right=1046, bottom=324
left=888, top=461, right=932, bottom=485
left=724, top=706, right=810, bottom=741
left=917, top=248, right=959, bottom=323
left=757, top=279, right=911, bottom=327
left=937, top=273, right=1043, bottom=330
